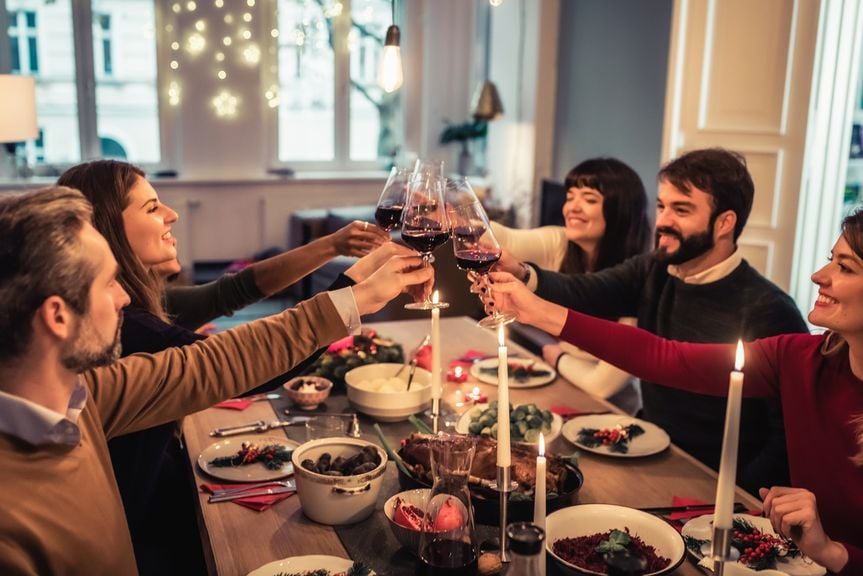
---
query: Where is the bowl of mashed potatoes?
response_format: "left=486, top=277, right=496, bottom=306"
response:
left=344, top=363, right=432, bottom=422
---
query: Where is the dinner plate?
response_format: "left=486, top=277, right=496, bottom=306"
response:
left=198, top=435, right=299, bottom=482
left=680, top=514, right=826, bottom=576
left=469, top=357, right=556, bottom=388
left=455, top=403, right=563, bottom=444
left=247, top=554, right=376, bottom=576
left=561, top=414, right=670, bottom=457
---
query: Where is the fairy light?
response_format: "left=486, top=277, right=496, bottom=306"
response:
left=489, top=0, right=503, bottom=5
left=165, top=24, right=174, bottom=32
left=186, top=32, right=206, bottom=54
left=171, top=41, right=180, bottom=50
left=168, top=81, right=181, bottom=106
left=246, top=0, right=255, bottom=5
left=223, top=36, right=232, bottom=46
left=270, top=28, right=279, bottom=38
left=171, top=3, right=181, bottom=13
left=194, top=19, right=206, bottom=32
left=186, top=1, right=197, bottom=11
left=241, top=29, right=252, bottom=40
left=224, top=13, right=234, bottom=24
left=294, top=30, right=305, bottom=46
left=217, top=70, right=227, bottom=80
left=215, top=51, right=225, bottom=62
left=324, top=3, right=343, bottom=18
left=242, top=12, right=252, bottom=22
left=214, top=0, right=224, bottom=6
left=242, top=43, right=261, bottom=64
left=212, top=90, right=239, bottom=118
left=170, top=60, right=179, bottom=70
left=265, top=84, right=280, bottom=108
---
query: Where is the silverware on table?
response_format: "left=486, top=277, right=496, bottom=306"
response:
left=639, top=502, right=748, bottom=515
left=209, top=479, right=296, bottom=498
left=395, top=333, right=431, bottom=377
left=405, top=359, right=418, bottom=391
left=210, top=418, right=311, bottom=437
left=348, top=413, right=362, bottom=438
left=208, top=484, right=296, bottom=503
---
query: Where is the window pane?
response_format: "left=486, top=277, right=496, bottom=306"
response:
left=277, top=0, right=335, bottom=162
left=92, top=0, right=159, bottom=163
left=6, top=0, right=81, bottom=165
left=348, top=0, right=396, bottom=161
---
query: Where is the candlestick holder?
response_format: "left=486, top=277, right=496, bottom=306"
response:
left=710, top=526, right=732, bottom=576
left=490, top=464, right=518, bottom=563
left=431, top=398, right=440, bottom=433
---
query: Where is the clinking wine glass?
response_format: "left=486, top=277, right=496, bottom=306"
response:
left=449, top=199, right=516, bottom=328
left=401, top=170, right=450, bottom=311
left=417, top=433, right=478, bottom=576
left=375, top=166, right=411, bottom=232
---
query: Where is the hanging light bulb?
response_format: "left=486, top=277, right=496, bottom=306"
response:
left=377, top=0, right=403, bottom=93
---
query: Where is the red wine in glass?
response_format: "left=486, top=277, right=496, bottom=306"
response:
left=375, top=204, right=404, bottom=231
left=402, top=228, right=451, bottom=254
left=417, top=540, right=478, bottom=576
left=454, top=249, right=500, bottom=274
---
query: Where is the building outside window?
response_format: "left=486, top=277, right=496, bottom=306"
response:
left=8, top=9, right=38, bottom=73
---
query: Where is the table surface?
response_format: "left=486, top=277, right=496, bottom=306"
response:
left=183, top=316, right=761, bottom=576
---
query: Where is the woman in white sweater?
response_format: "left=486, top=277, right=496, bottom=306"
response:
left=491, top=157, right=651, bottom=414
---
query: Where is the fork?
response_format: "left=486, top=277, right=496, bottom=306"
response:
left=208, top=480, right=295, bottom=497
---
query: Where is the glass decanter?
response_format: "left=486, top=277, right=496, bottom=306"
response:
left=416, top=433, right=478, bottom=576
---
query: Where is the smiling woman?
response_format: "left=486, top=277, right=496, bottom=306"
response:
left=121, top=179, right=178, bottom=271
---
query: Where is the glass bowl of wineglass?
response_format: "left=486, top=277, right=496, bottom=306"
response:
left=401, top=168, right=450, bottom=311
left=448, top=198, right=516, bottom=328
left=375, top=167, right=411, bottom=232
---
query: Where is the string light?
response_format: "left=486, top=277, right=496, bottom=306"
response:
left=265, top=84, right=279, bottom=108
left=212, top=90, right=239, bottom=117
left=171, top=41, right=180, bottom=50
left=270, top=28, right=279, bottom=38
left=214, top=0, right=223, bottom=6
left=194, top=19, right=206, bottom=32
left=171, top=3, right=181, bottom=13
left=215, top=51, right=225, bottom=62
left=224, top=13, right=234, bottom=24
left=217, top=70, right=227, bottom=80
left=246, top=0, right=255, bottom=6
left=223, top=36, right=232, bottom=46
left=242, top=12, right=252, bottom=22
left=240, top=29, right=252, bottom=40
left=186, top=32, right=206, bottom=54
left=168, top=81, right=181, bottom=106
left=170, top=60, right=179, bottom=70
left=242, top=43, right=261, bottom=65
left=186, top=1, right=197, bottom=11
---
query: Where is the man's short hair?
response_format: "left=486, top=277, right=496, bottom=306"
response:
left=0, top=187, right=97, bottom=361
left=658, top=148, right=754, bottom=240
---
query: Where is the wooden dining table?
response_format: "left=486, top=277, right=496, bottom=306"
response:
left=183, top=316, right=762, bottom=575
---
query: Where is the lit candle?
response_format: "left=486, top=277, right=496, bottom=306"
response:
left=431, top=290, right=441, bottom=402
left=454, top=366, right=463, bottom=380
left=534, top=432, right=547, bottom=576
left=714, top=340, right=744, bottom=529
left=497, top=324, right=511, bottom=467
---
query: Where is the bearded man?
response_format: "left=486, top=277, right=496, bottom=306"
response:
left=495, top=148, right=807, bottom=494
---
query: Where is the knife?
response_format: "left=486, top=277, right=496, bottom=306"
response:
left=210, top=418, right=311, bottom=437
left=639, top=502, right=749, bottom=515
left=208, top=485, right=296, bottom=503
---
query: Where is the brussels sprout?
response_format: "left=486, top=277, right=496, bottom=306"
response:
left=468, top=421, right=484, bottom=435
left=541, top=410, right=553, bottom=423
left=516, top=421, right=528, bottom=436
left=527, top=415, right=543, bottom=428
left=480, top=426, right=492, bottom=436
left=512, top=407, right=527, bottom=421
left=524, top=428, right=540, bottom=443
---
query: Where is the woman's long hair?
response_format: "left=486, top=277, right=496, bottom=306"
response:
left=821, top=209, right=863, bottom=465
left=57, top=160, right=167, bottom=320
left=559, top=158, right=652, bottom=274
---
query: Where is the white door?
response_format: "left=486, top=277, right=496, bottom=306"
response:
left=662, top=0, right=821, bottom=291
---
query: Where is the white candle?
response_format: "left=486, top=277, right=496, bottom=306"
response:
left=497, top=324, right=511, bottom=467
left=534, top=432, right=547, bottom=576
left=431, top=290, right=441, bottom=401
left=714, top=340, right=745, bottom=529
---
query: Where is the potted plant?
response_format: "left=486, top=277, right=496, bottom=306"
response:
left=439, top=120, right=488, bottom=175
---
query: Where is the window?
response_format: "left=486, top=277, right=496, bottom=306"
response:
left=273, top=0, right=403, bottom=169
left=1, top=0, right=161, bottom=170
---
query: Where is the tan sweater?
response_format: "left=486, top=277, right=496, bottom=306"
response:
left=0, top=293, right=346, bottom=576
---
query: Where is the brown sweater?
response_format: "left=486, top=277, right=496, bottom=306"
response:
left=0, top=293, right=346, bottom=576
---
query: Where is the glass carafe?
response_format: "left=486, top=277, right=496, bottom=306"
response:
left=416, top=433, right=478, bottom=576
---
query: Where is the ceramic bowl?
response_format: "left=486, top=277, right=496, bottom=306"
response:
left=383, top=488, right=431, bottom=554
left=291, top=437, right=387, bottom=525
left=546, top=504, right=686, bottom=575
left=282, top=376, right=333, bottom=410
left=344, top=363, right=432, bottom=422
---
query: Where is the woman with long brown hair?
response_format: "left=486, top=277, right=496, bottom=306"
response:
left=486, top=211, right=863, bottom=575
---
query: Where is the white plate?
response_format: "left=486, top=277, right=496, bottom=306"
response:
left=680, top=514, right=826, bottom=576
left=455, top=403, right=563, bottom=444
left=469, top=357, right=556, bottom=388
left=561, top=414, right=670, bottom=457
left=247, top=554, right=375, bottom=576
left=197, top=435, right=299, bottom=482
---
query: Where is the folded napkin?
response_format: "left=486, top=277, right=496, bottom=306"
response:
left=213, top=398, right=253, bottom=410
left=446, top=349, right=488, bottom=371
left=549, top=405, right=612, bottom=420
left=200, top=482, right=295, bottom=511
left=668, top=496, right=761, bottom=521
left=415, top=344, right=432, bottom=371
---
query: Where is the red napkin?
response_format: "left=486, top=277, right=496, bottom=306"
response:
left=200, top=482, right=295, bottom=511
left=326, top=334, right=355, bottom=353
left=447, top=349, right=488, bottom=372
left=415, top=344, right=432, bottom=371
left=549, top=405, right=612, bottom=420
left=668, top=496, right=761, bottom=521
left=213, top=399, right=253, bottom=410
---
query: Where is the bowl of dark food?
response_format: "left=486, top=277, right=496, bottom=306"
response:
left=546, top=504, right=685, bottom=575
left=383, top=488, right=431, bottom=554
left=396, top=433, right=583, bottom=525
left=292, top=437, right=388, bottom=525
left=283, top=376, right=333, bottom=410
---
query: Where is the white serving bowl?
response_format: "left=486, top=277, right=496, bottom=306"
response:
left=546, top=504, right=686, bottom=575
left=383, top=488, right=431, bottom=554
left=344, top=362, right=432, bottom=422
left=291, top=437, right=388, bottom=525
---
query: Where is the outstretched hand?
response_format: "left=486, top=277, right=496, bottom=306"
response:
left=351, top=255, right=434, bottom=316
left=345, top=241, right=417, bottom=283
left=759, top=486, right=849, bottom=573
left=484, top=271, right=567, bottom=335
left=328, top=220, right=389, bottom=257
left=494, top=249, right=526, bottom=279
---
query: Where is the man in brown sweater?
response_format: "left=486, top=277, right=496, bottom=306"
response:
left=0, top=187, right=433, bottom=575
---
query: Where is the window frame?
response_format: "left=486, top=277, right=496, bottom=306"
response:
left=262, top=0, right=405, bottom=173
left=0, top=0, right=173, bottom=175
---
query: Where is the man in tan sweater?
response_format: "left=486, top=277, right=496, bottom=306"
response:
left=0, top=187, right=433, bottom=575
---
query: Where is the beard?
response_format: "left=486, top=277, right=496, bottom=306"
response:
left=653, top=226, right=715, bottom=265
left=61, top=313, right=123, bottom=373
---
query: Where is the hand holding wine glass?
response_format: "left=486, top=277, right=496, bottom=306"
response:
left=375, top=167, right=411, bottom=232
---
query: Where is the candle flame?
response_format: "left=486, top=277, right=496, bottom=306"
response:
left=432, top=290, right=439, bottom=304
left=454, top=366, right=463, bottom=376
left=735, top=340, right=745, bottom=371
left=472, top=386, right=480, bottom=395
left=538, top=432, right=545, bottom=457
left=498, top=324, right=505, bottom=347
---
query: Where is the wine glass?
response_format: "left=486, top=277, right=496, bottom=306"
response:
left=448, top=197, right=516, bottom=328
left=401, top=169, right=450, bottom=311
left=375, top=167, right=411, bottom=232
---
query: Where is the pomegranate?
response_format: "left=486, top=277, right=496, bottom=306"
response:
left=431, top=498, right=464, bottom=532
left=393, top=497, right=426, bottom=531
